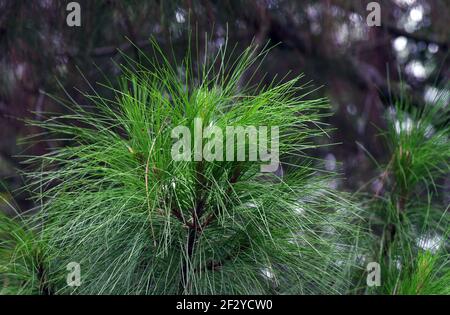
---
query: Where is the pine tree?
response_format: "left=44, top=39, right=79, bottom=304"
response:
left=1, top=39, right=361, bottom=294
left=364, top=87, right=450, bottom=294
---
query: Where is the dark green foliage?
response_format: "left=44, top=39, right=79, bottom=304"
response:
left=0, top=211, right=43, bottom=294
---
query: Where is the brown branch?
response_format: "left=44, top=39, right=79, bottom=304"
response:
left=37, top=261, right=51, bottom=295
left=179, top=162, right=207, bottom=293
left=91, top=39, right=151, bottom=57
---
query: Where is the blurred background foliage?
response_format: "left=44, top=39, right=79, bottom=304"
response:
left=0, top=0, right=449, bottom=292
left=1, top=0, right=449, bottom=201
